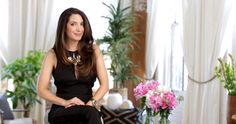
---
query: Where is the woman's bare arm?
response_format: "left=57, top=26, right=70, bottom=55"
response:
left=87, top=44, right=109, bottom=105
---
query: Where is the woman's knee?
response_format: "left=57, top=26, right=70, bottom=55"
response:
left=85, top=107, right=102, bottom=124
left=86, top=106, right=100, bottom=117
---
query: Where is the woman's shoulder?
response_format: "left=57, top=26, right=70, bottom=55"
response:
left=92, top=43, right=101, bottom=52
left=92, top=43, right=102, bottom=57
left=43, top=48, right=57, bottom=65
left=46, top=48, right=56, bottom=58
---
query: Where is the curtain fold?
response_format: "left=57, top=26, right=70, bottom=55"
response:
left=8, top=0, right=54, bottom=60
left=182, top=0, right=233, bottom=123
left=0, top=38, right=8, bottom=64
left=0, top=0, right=9, bottom=65
left=145, top=0, right=159, bottom=80
left=8, top=0, right=54, bottom=123
left=233, top=27, right=236, bottom=56
left=146, top=0, right=183, bottom=88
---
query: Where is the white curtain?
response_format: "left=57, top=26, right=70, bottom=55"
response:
left=145, top=0, right=159, bottom=80
left=0, top=38, right=8, bottom=64
left=232, top=17, right=236, bottom=56
left=8, top=0, right=54, bottom=61
left=0, top=0, right=9, bottom=64
left=182, top=0, right=233, bottom=123
left=146, top=0, right=184, bottom=123
left=8, top=0, right=54, bottom=123
left=146, top=0, right=183, bottom=88
left=232, top=25, right=236, bottom=56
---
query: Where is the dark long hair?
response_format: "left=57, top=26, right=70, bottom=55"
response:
left=53, top=7, right=96, bottom=79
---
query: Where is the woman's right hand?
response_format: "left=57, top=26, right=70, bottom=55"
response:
left=63, top=97, right=85, bottom=108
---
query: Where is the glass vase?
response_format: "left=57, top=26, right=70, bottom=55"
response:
left=159, top=112, right=170, bottom=124
left=142, top=108, right=155, bottom=124
left=145, top=115, right=155, bottom=124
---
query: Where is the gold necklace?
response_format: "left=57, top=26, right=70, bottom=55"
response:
left=68, top=53, right=81, bottom=66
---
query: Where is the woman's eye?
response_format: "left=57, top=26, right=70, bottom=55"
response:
left=80, top=22, right=84, bottom=26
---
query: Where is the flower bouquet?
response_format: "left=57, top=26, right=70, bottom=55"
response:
left=133, top=80, right=181, bottom=124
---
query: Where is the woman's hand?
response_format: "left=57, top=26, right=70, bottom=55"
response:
left=86, top=100, right=93, bottom=106
left=64, top=97, right=85, bottom=108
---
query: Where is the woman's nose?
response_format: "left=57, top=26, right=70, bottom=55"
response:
left=76, top=25, right=83, bottom=32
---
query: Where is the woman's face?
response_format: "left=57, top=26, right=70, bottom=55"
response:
left=66, top=14, right=84, bottom=42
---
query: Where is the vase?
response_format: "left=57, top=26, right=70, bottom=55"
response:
left=159, top=116, right=170, bottom=124
left=118, top=87, right=128, bottom=101
left=142, top=109, right=155, bottom=124
left=145, top=116, right=155, bottom=124
left=159, top=111, right=170, bottom=124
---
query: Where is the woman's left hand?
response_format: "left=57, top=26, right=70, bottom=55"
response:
left=86, top=100, right=93, bottom=106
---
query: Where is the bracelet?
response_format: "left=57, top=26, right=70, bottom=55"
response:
left=90, top=98, right=97, bottom=107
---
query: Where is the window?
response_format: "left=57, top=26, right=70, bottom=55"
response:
left=220, top=1, right=236, bottom=56
left=153, top=0, right=187, bottom=91
left=157, top=0, right=236, bottom=91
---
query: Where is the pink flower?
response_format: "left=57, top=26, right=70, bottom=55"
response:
left=162, top=91, right=177, bottom=109
left=133, top=80, right=180, bottom=118
left=133, top=82, right=149, bottom=100
left=146, top=81, right=159, bottom=90
left=148, top=93, right=162, bottom=113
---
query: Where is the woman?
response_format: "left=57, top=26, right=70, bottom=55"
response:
left=37, top=7, right=109, bottom=124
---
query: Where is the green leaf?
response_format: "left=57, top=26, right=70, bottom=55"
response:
left=2, top=50, right=44, bottom=110
left=215, top=53, right=236, bottom=96
left=97, top=0, right=140, bottom=88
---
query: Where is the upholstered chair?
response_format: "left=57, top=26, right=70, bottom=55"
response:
left=0, top=93, right=33, bottom=124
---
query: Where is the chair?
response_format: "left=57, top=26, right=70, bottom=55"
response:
left=0, top=93, right=33, bottom=124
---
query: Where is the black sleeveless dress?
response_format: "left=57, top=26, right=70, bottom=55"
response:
left=48, top=51, right=102, bottom=124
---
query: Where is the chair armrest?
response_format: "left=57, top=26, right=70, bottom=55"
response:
left=11, top=109, right=28, bottom=113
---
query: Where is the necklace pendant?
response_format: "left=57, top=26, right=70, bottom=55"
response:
left=68, top=53, right=81, bottom=66
left=68, top=56, right=73, bottom=61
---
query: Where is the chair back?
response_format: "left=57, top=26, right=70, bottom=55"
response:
left=0, top=93, right=14, bottom=120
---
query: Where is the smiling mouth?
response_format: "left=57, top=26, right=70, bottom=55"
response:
left=74, top=34, right=81, bottom=37
left=75, top=32, right=82, bottom=36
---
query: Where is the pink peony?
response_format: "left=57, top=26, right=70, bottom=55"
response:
left=148, top=93, right=162, bottom=113
left=133, top=82, right=149, bottom=100
left=162, top=91, right=177, bottom=109
left=146, top=81, right=159, bottom=90
left=133, top=80, right=180, bottom=118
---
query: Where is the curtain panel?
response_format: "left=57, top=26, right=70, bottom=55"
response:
left=145, top=0, right=160, bottom=80
left=8, top=0, right=54, bottom=61
left=8, top=0, right=54, bottom=123
left=182, top=0, right=233, bottom=124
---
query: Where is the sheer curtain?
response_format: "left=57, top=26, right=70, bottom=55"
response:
left=145, top=0, right=159, bottom=80
left=0, top=38, right=8, bottom=65
left=182, top=0, right=233, bottom=123
left=145, top=0, right=184, bottom=123
left=8, top=0, right=54, bottom=123
left=0, top=0, right=9, bottom=65
left=146, top=0, right=184, bottom=89
left=8, top=0, right=54, bottom=60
